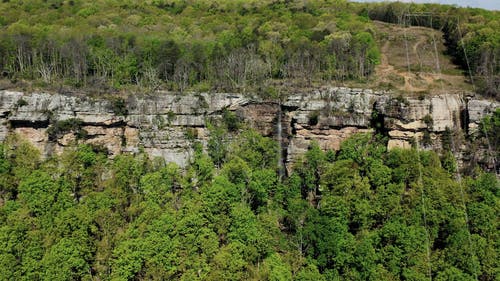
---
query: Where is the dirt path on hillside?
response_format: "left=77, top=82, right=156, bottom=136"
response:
left=376, top=41, right=395, bottom=74
left=371, top=21, right=471, bottom=95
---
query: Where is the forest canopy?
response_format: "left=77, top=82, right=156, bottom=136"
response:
left=0, top=0, right=498, bottom=96
left=0, top=129, right=498, bottom=280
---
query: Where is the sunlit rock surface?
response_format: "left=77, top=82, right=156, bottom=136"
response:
left=0, top=89, right=497, bottom=168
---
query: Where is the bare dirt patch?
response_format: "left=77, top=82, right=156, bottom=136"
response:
left=371, top=21, right=472, bottom=96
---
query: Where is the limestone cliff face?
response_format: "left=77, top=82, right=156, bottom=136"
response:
left=0, top=89, right=497, bottom=169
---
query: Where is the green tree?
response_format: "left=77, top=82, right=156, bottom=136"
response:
left=207, top=124, right=228, bottom=168
left=42, top=237, right=92, bottom=281
left=207, top=241, right=248, bottom=281
left=140, top=162, right=181, bottom=207
left=18, top=170, right=72, bottom=218
left=262, top=253, right=293, bottom=281
left=231, top=130, right=278, bottom=170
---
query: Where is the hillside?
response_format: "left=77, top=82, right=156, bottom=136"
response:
left=0, top=1, right=499, bottom=281
left=371, top=21, right=473, bottom=95
left=0, top=1, right=498, bottom=97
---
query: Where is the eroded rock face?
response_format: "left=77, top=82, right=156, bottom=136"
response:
left=283, top=88, right=379, bottom=163
left=0, top=89, right=497, bottom=169
left=0, top=91, right=253, bottom=167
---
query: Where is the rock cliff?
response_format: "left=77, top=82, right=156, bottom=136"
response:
left=0, top=89, right=497, bottom=170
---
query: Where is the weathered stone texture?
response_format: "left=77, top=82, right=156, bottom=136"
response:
left=0, top=89, right=497, bottom=168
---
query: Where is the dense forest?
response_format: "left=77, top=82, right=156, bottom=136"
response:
left=0, top=111, right=499, bottom=280
left=0, top=0, right=498, bottom=96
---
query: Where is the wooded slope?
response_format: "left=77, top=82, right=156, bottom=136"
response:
left=0, top=0, right=497, bottom=97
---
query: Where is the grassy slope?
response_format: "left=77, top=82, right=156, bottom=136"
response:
left=368, top=20, right=473, bottom=96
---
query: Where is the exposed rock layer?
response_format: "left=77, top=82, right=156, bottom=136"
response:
left=0, top=89, right=497, bottom=169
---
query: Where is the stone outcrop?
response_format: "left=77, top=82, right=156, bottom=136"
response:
left=0, top=88, right=497, bottom=170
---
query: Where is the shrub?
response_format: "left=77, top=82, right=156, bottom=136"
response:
left=308, top=110, right=320, bottom=126
left=223, top=109, right=241, bottom=132
left=422, top=114, right=433, bottom=129
left=109, top=98, right=128, bottom=116
left=47, top=118, right=87, bottom=141
left=16, top=98, right=28, bottom=108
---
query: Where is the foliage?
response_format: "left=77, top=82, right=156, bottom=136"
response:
left=222, top=108, right=241, bottom=132
left=0, top=131, right=498, bottom=280
left=109, top=98, right=128, bottom=116
left=462, top=109, right=500, bottom=174
left=307, top=110, right=320, bottom=126
left=0, top=1, right=495, bottom=96
left=46, top=118, right=87, bottom=141
left=0, top=0, right=385, bottom=93
left=479, top=108, right=500, bottom=158
left=15, top=98, right=28, bottom=108
left=365, top=1, right=500, bottom=99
